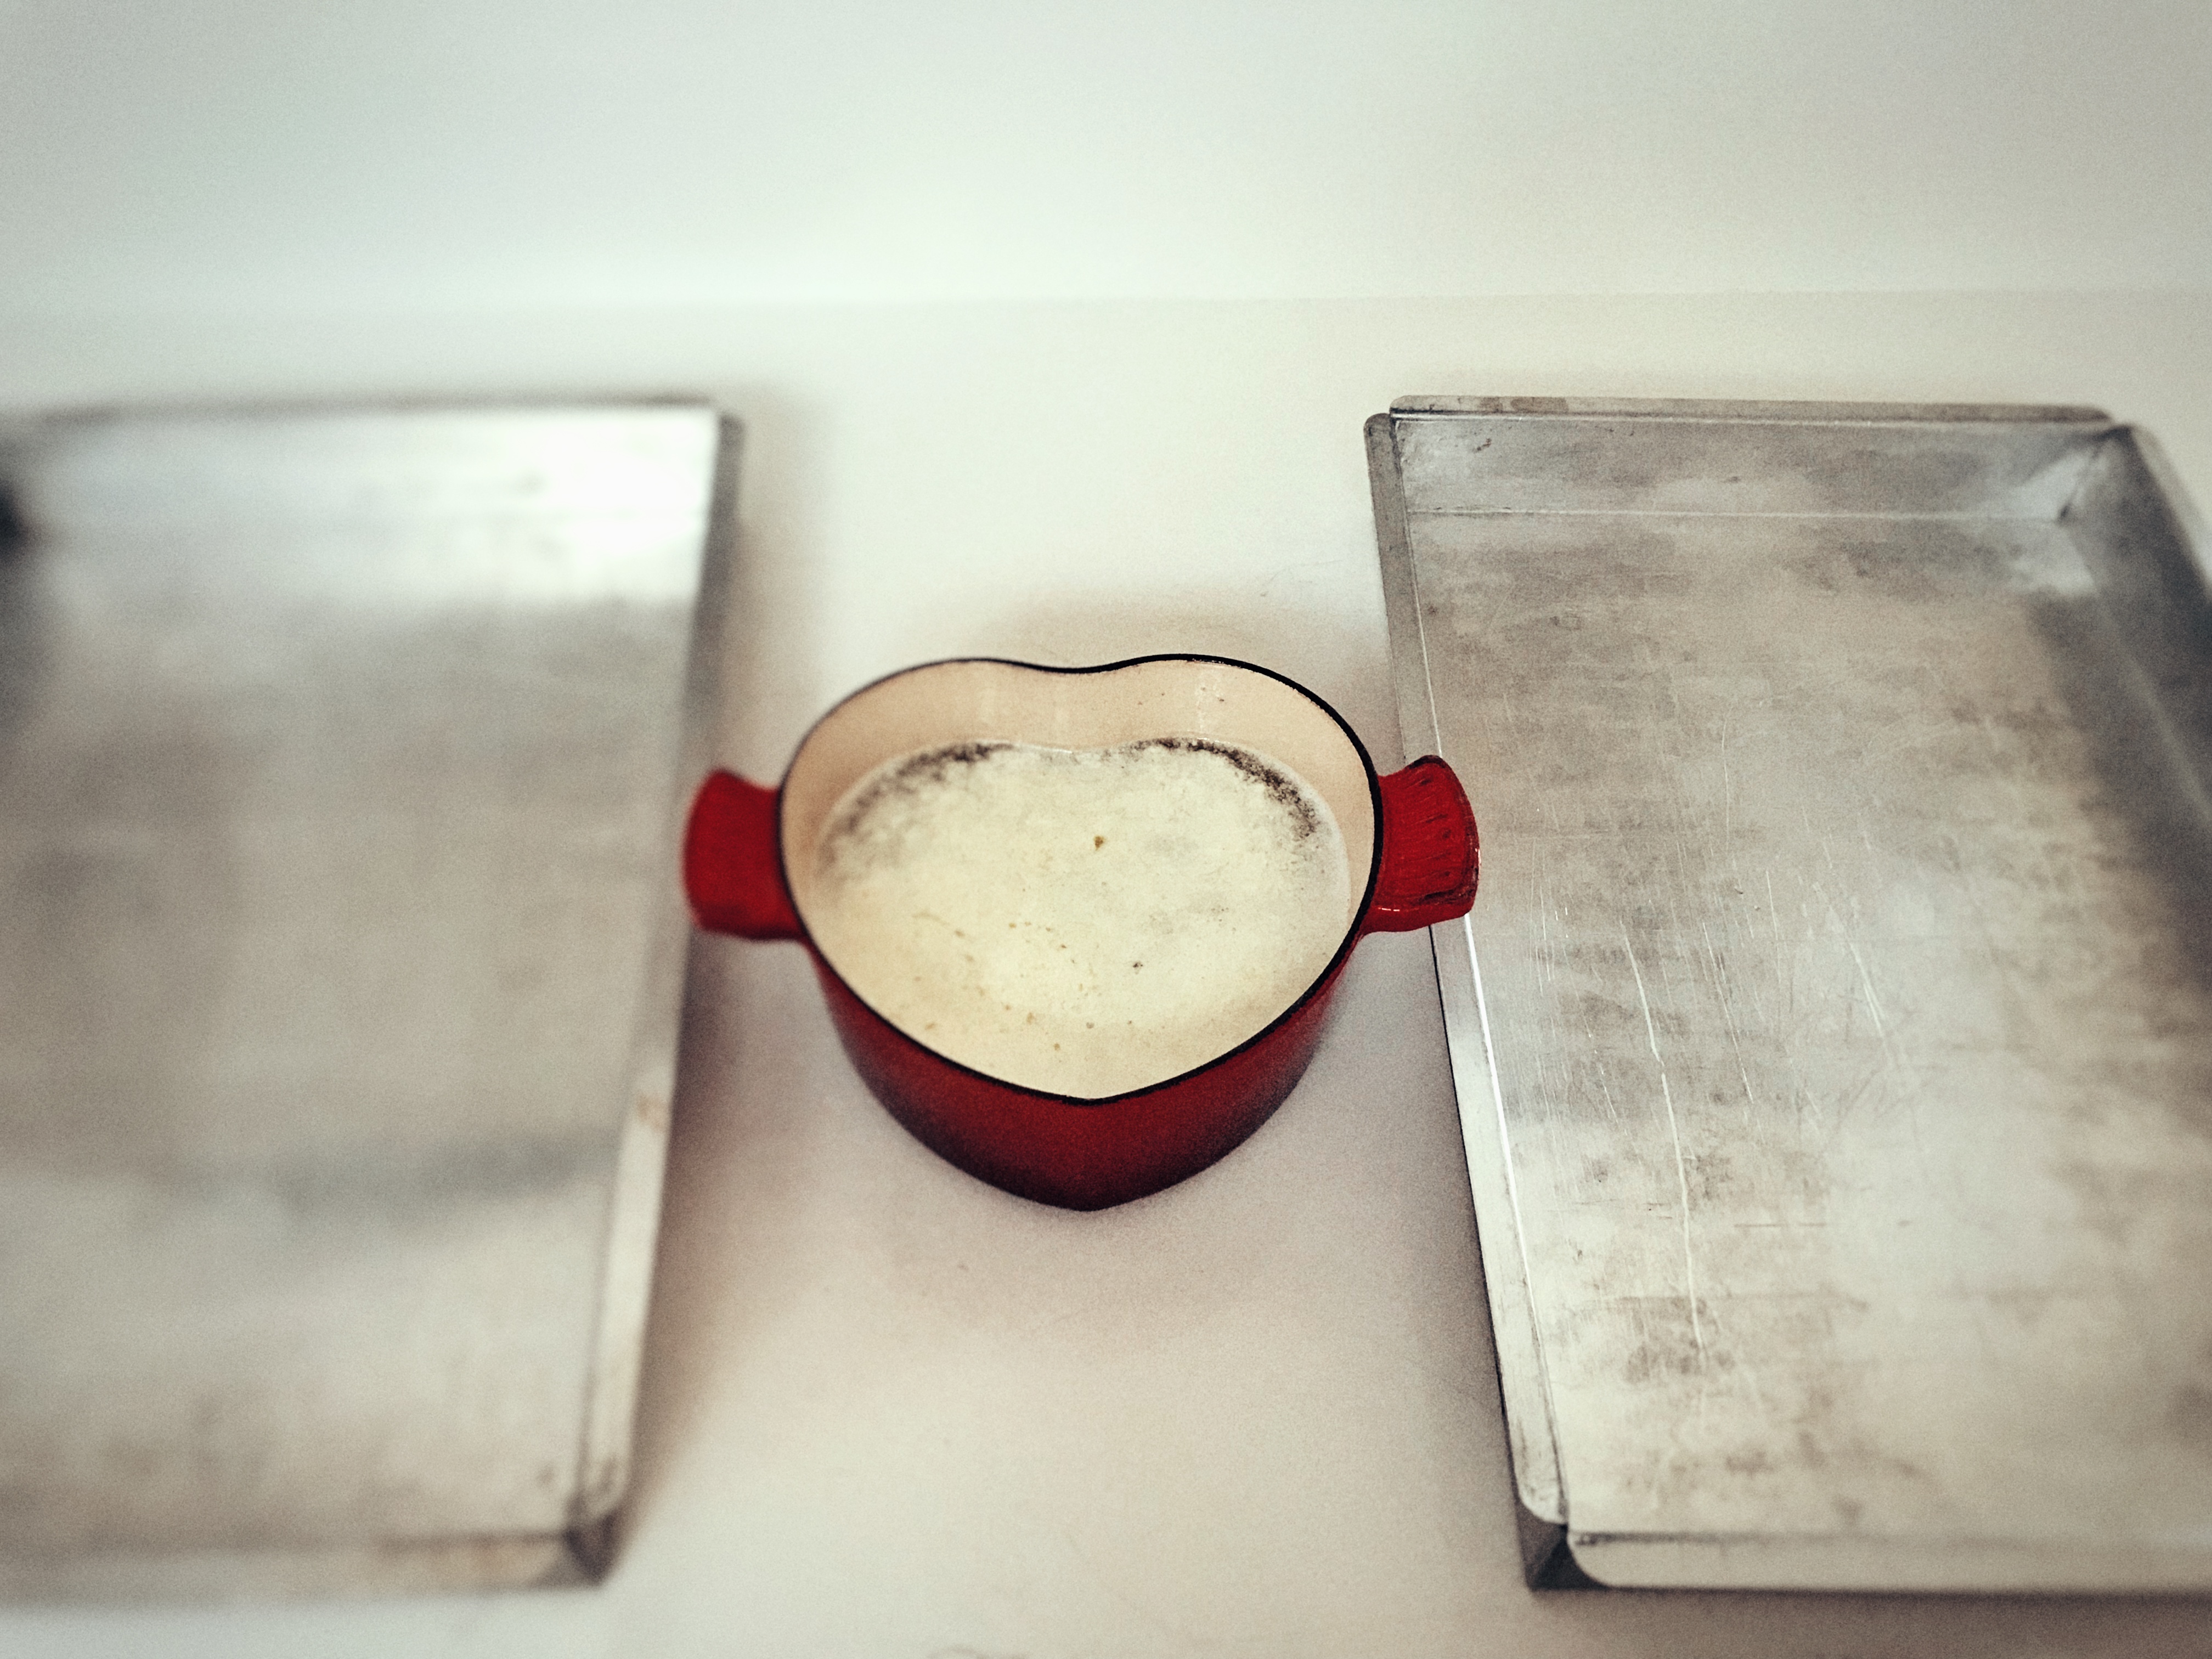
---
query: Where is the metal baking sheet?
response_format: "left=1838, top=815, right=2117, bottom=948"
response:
left=1370, top=397, right=2212, bottom=1592
left=0, top=403, right=733, bottom=1598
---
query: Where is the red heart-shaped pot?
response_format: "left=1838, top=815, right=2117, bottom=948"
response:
left=684, top=656, right=1476, bottom=1210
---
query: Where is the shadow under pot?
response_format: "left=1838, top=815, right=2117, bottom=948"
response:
left=683, top=655, right=1477, bottom=1211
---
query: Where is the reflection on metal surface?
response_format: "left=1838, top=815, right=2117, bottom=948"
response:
left=1372, top=399, right=2212, bottom=1592
left=0, top=404, right=732, bottom=1598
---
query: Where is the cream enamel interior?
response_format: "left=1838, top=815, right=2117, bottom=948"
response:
left=781, top=660, right=1376, bottom=1039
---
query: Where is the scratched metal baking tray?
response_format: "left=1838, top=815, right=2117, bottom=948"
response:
left=1370, top=397, right=2212, bottom=1593
left=0, top=403, right=732, bottom=1599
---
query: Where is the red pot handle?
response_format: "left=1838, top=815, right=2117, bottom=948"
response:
left=684, top=770, right=804, bottom=940
left=1363, top=755, right=1480, bottom=933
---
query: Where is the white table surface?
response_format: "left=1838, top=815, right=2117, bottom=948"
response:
left=3, top=293, right=2210, bottom=1656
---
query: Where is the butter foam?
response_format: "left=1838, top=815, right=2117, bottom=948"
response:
left=806, top=738, right=1352, bottom=1097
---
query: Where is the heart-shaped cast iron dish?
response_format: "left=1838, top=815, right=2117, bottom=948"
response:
left=684, top=656, right=1477, bottom=1210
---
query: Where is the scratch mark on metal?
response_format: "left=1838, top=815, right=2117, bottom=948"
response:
left=1626, top=930, right=1707, bottom=1369
left=1844, top=938, right=1887, bottom=1037
left=1762, top=864, right=1796, bottom=1036
left=1720, top=710, right=1734, bottom=846
left=1701, top=919, right=1760, bottom=1127
left=1824, top=889, right=1933, bottom=1180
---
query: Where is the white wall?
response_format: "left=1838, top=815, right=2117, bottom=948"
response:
left=2, top=0, right=2207, bottom=313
